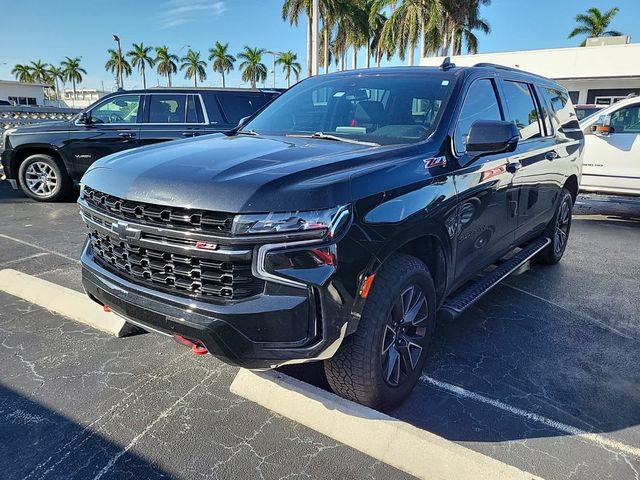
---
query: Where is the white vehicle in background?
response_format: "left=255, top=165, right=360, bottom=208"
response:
left=580, top=95, right=640, bottom=196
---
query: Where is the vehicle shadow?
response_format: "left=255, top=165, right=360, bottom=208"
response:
left=0, top=383, right=175, bottom=480
left=0, top=180, right=80, bottom=204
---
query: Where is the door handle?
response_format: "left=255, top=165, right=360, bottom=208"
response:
left=506, top=161, right=522, bottom=173
left=118, top=132, right=136, bottom=138
left=545, top=151, right=559, bottom=161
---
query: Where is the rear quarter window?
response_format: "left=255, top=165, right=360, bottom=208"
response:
left=540, top=87, right=580, bottom=131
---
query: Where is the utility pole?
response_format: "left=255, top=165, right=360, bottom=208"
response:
left=311, top=0, right=319, bottom=76
left=267, top=51, right=278, bottom=88
left=113, top=34, right=123, bottom=89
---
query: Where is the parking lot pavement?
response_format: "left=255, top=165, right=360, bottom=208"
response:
left=1, top=180, right=639, bottom=480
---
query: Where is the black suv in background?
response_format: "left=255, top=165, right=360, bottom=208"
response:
left=1, top=88, right=280, bottom=201
left=79, top=64, right=584, bottom=409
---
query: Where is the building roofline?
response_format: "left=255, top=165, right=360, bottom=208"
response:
left=0, top=79, right=48, bottom=88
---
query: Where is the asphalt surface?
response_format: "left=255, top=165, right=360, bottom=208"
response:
left=1, top=182, right=639, bottom=480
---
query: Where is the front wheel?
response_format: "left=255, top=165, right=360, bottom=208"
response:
left=534, top=188, right=573, bottom=265
left=324, top=254, right=436, bottom=410
left=18, top=153, right=73, bottom=202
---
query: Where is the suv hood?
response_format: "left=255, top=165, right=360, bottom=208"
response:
left=81, top=133, right=411, bottom=213
left=11, top=120, right=72, bottom=134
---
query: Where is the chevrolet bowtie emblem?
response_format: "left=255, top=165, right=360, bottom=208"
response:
left=111, top=221, right=142, bottom=242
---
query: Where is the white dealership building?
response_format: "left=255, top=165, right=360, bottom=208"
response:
left=421, top=37, right=640, bottom=106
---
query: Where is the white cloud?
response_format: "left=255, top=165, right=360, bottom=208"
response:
left=157, top=0, right=226, bottom=30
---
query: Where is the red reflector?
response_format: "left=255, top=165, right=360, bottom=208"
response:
left=360, top=274, right=376, bottom=299
left=103, top=305, right=111, bottom=313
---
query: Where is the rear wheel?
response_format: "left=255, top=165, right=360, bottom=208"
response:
left=324, top=254, right=436, bottom=410
left=18, top=153, right=73, bottom=202
left=534, top=188, right=573, bottom=265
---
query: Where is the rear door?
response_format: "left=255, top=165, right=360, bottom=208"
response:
left=499, top=79, right=560, bottom=243
left=138, top=93, right=204, bottom=146
left=582, top=102, right=640, bottom=195
left=63, top=94, right=142, bottom=176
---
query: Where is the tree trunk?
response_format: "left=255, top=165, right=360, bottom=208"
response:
left=194, top=75, right=197, bottom=88
left=407, top=45, right=414, bottom=66
left=221, top=71, right=225, bottom=88
left=307, top=16, right=313, bottom=78
left=324, top=24, right=330, bottom=74
left=352, top=46, right=357, bottom=70
left=449, top=27, right=456, bottom=57
left=376, top=52, right=381, bottom=68
left=72, top=79, right=76, bottom=108
left=142, top=65, right=146, bottom=89
left=366, top=44, right=371, bottom=68
left=339, top=51, right=344, bottom=71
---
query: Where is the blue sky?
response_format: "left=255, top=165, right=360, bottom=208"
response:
left=2, top=0, right=639, bottom=91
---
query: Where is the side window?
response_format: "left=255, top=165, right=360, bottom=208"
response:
left=502, top=81, right=541, bottom=141
left=148, top=94, right=198, bottom=124
left=218, top=94, right=268, bottom=125
left=200, top=93, right=224, bottom=125
left=455, top=79, right=502, bottom=153
left=90, top=95, right=140, bottom=124
left=535, top=86, right=554, bottom=136
left=609, top=105, right=640, bottom=134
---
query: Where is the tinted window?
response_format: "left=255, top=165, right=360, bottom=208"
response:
left=91, top=95, right=140, bottom=124
left=609, top=105, right=640, bottom=134
left=245, top=74, right=455, bottom=145
left=541, top=88, right=578, bottom=131
left=502, top=81, right=541, bottom=141
left=218, top=94, right=268, bottom=124
left=455, top=79, right=502, bottom=153
left=575, top=107, right=601, bottom=121
left=148, top=94, right=198, bottom=124
left=201, top=93, right=224, bottom=125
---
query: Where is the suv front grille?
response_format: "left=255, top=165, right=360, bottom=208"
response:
left=89, top=230, right=263, bottom=301
left=83, top=186, right=234, bottom=234
left=81, top=188, right=264, bottom=303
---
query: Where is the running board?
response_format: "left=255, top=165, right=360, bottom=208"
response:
left=440, top=237, right=551, bottom=320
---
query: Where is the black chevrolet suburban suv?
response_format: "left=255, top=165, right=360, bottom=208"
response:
left=1, top=88, right=280, bottom=201
left=78, top=63, right=584, bottom=409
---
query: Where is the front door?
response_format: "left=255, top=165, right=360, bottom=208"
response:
left=138, top=93, right=204, bottom=147
left=452, top=77, right=518, bottom=282
left=582, top=102, right=640, bottom=195
left=64, top=94, right=142, bottom=177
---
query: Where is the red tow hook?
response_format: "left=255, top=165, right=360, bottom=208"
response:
left=103, top=305, right=112, bottom=313
left=174, top=335, right=209, bottom=355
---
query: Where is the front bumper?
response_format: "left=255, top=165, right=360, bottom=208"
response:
left=81, top=241, right=347, bottom=369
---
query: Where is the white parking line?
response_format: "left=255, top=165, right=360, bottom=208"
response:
left=231, top=369, right=542, bottom=480
left=420, top=375, right=640, bottom=458
left=0, top=252, right=49, bottom=266
left=0, top=233, right=80, bottom=263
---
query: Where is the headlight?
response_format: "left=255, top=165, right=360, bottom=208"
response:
left=231, top=205, right=350, bottom=237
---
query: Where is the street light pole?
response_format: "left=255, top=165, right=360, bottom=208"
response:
left=311, top=0, right=319, bottom=76
left=112, top=34, right=123, bottom=89
left=266, top=51, right=278, bottom=89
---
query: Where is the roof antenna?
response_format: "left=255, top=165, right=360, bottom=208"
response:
left=440, top=56, right=456, bottom=71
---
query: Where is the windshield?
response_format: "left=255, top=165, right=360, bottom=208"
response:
left=243, top=72, right=455, bottom=145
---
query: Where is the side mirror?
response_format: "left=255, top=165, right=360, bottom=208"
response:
left=78, top=111, right=91, bottom=125
left=592, top=114, right=612, bottom=136
left=466, top=120, right=519, bottom=156
left=237, top=116, right=251, bottom=128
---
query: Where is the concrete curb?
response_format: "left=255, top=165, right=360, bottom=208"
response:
left=230, top=369, right=542, bottom=480
left=0, top=268, right=131, bottom=337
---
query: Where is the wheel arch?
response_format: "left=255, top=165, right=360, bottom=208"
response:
left=563, top=174, right=579, bottom=204
left=13, top=145, right=67, bottom=178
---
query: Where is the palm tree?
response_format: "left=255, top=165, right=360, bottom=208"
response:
left=12, top=64, right=32, bottom=83
left=333, top=0, right=370, bottom=70
left=47, top=65, right=65, bottom=104
left=105, top=49, right=132, bottom=84
left=180, top=49, right=207, bottom=87
left=155, top=46, right=179, bottom=86
left=440, top=0, right=491, bottom=56
left=568, top=7, right=622, bottom=46
left=28, top=60, right=49, bottom=83
left=377, top=0, right=426, bottom=65
left=61, top=56, right=86, bottom=106
left=238, top=47, right=267, bottom=88
left=282, top=0, right=313, bottom=77
left=208, top=41, right=236, bottom=88
left=276, top=51, right=302, bottom=87
left=127, top=42, right=155, bottom=89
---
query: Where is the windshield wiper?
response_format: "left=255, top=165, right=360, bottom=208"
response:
left=287, top=132, right=379, bottom=146
left=237, top=129, right=258, bottom=136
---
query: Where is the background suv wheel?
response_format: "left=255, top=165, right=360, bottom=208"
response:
left=324, top=254, right=436, bottom=410
left=18, top=153, right=73, bottom=202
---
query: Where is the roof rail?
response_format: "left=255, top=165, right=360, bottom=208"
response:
left=440, top=56, right=456, bottom=71
left=472, top=62, right=548, bottom=80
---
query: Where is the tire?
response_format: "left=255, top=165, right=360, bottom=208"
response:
left=18, top=153, right=73, bottom=202
left=324, top=254, right=436, bottom=410
left=533, top=188, right=573, bottom=265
